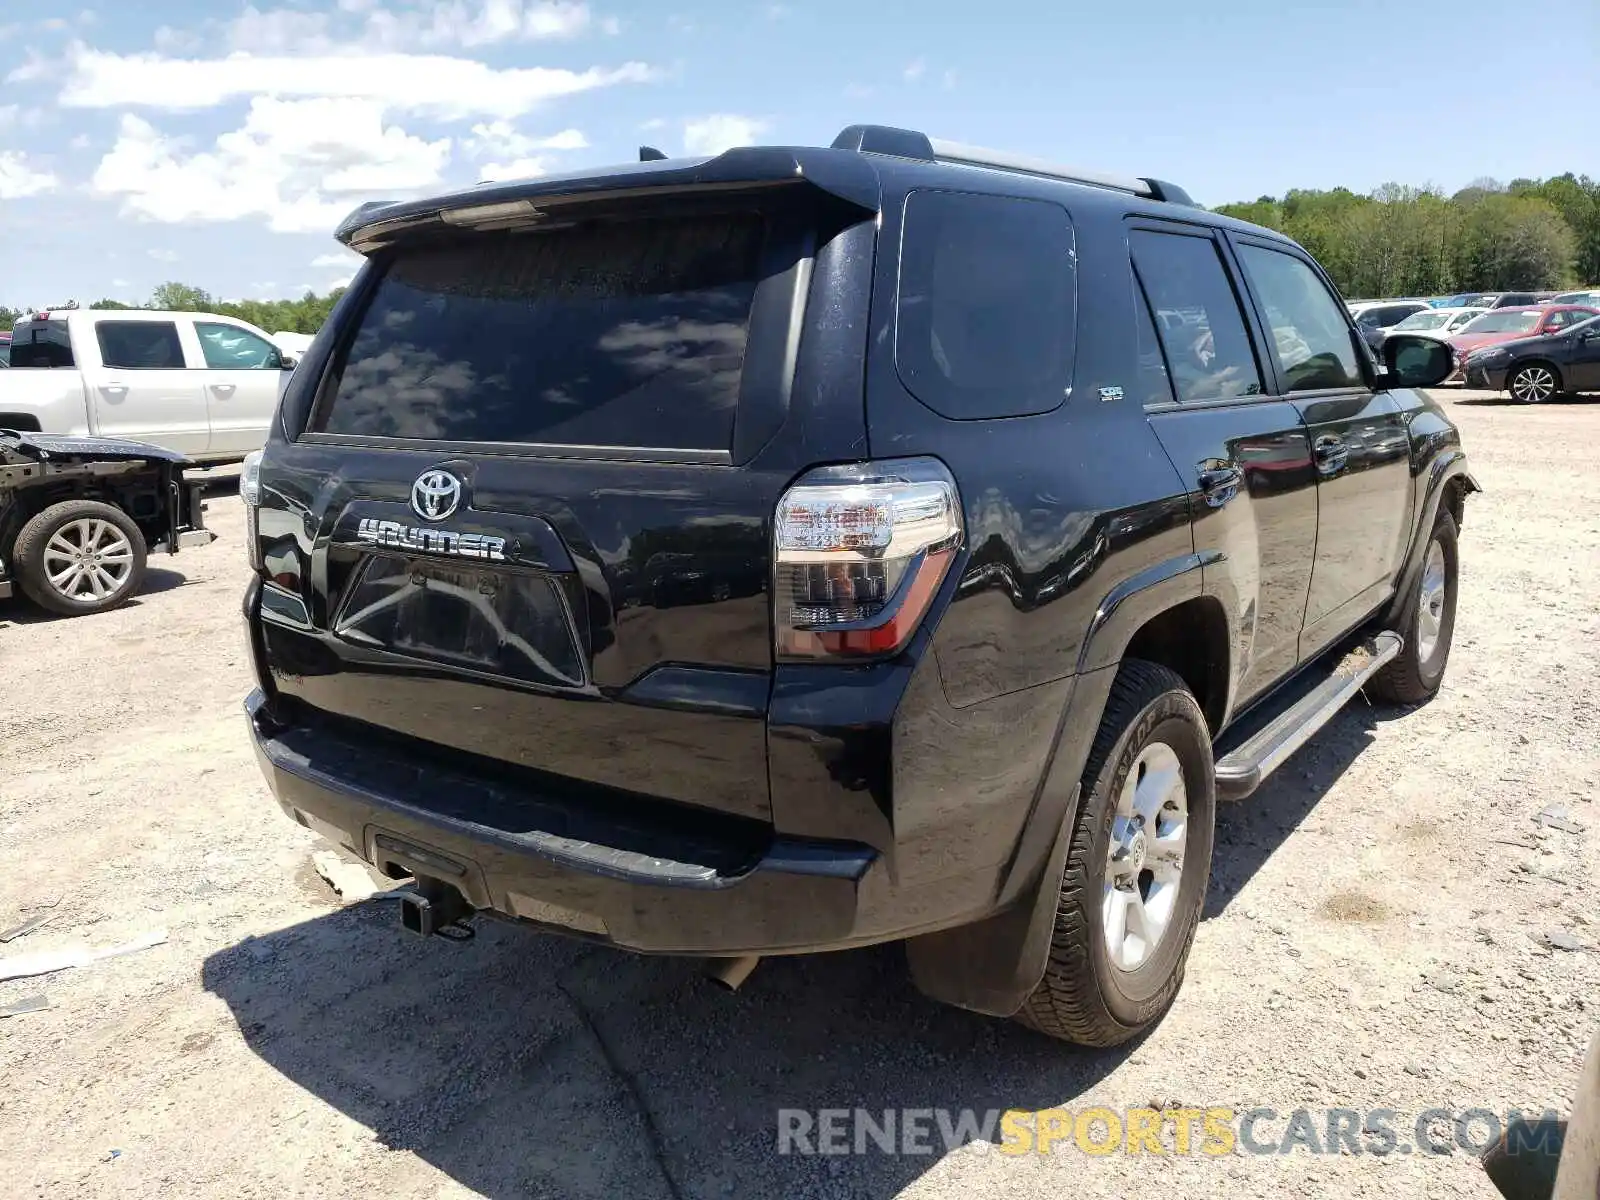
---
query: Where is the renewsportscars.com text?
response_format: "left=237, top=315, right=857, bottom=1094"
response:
left=776, top=1106, right=1562, bottom=1158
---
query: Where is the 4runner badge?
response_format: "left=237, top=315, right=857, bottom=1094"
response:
left=355, top=518, right=508, bottom=562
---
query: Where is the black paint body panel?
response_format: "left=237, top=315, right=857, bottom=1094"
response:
left=244, top=143, right=1474, bottom=1011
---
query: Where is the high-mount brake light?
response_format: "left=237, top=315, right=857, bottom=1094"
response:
left=773, top=458, right=962, bottom=659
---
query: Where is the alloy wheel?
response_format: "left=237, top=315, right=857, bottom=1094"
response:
left=42, top=518, right=136, bottom=603
left=1102, top=741, right=1189, bottom=972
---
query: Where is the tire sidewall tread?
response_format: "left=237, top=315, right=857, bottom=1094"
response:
left=1367, top=509, right=1459, bottom=705
left=1019, top=659, right=1216, bottom=1047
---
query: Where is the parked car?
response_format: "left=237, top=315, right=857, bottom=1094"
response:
left=1349, top=300, right=1434, bottom=352
left=1446, top=304, right=1600, bottom=379
left=0, top=429, right=215, bottom=615
left=1549, top=289, right=1600, bottom=306
left=240, top=122, right=1476, bottom=1046
left=0, top=309, right=296, bottom=463
left=1462, top=312, right=1600, bottom=401
left=1384, top=306, right=1486, bottom=341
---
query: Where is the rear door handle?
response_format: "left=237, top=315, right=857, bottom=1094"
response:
left=100, top=382, right=128, bottom=396
left=1196, top=462, right=1244, bottom=506
left=211, top=382, right=236, bottom=394
left=1314, top=435, right=1349, bottom=474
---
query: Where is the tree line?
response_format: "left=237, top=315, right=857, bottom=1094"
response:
left=1215, top=174, right=1599, bottom=300
left=1, top=282, right=347, bottom=334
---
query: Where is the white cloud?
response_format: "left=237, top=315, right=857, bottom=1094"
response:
left=464, top=121, right=586, bottom=159
left=599, top=15, right=621, bottom=34
left=93, top=98, right=452, bottom=234
left=227, top=5, right=334, bottom=53
left=902, top=58, right=926, bottom=83
left=70, top=133, right=92, bottom=149
left=148, top=248, right=179, bottom=262
left=683, top=114, right=765, bottom=157
left=311, top=252, right=360, bottom=268
left=345, top=0, right=593, bottom=50
left=941, top=68, right=958, bottom=90
left=112, top=278, right=129, bottom=288
left=479, top=158, right=550, bottom=182
left=0, top=152, right=58, bottom=199
left=53, top=46, right=656, bottom=120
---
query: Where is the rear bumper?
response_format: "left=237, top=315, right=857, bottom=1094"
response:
left=246, top=689, right=1007, bottom=955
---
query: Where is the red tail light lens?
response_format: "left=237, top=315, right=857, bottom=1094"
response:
left=773, top=458, right=962, bottom=660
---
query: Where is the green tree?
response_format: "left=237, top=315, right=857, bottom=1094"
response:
left=149, top=281, right=216, bottom=311
left=0, top=306, right=19, bottom=333
left=88, top=299, right=136, bottom=310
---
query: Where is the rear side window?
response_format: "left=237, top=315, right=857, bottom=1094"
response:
left=1131, top=229, right=1263, bottom=404
left=895, top=190, right=1075, bottom=419
left=7, top=321, right=74, bottom=368
left=313, top=213, right=765, bottom=450
left=97, top=321, right=185, bottom=370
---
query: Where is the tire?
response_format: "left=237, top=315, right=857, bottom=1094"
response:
left=1367, top=510, right=1458, bottom=705
left=1508, top=361, right=1562, bottom=404
left=13, top=499, right=148, bottom=616
left=1017, top=660, right=1216, bottom=1047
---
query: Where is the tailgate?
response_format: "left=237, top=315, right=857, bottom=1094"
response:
left=253, top=184, right=876, bottom=824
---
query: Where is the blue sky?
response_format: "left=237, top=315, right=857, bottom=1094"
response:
left=2, top=0, right=1596, bottom=310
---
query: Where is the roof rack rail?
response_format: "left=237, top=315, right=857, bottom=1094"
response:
left=830, top=124, right=1194, bottom=206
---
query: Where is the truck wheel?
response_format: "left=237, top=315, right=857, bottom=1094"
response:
left=1018, top=660, right=1215, bottom=1046
left=1366, top=510, right=1458, bottom=705
left=14, top=500, right=148, bottom=616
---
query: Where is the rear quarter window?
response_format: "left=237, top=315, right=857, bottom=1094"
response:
left=310, top=212, right=765, bottom=450
left=894, top=190, right=1076, bottom=419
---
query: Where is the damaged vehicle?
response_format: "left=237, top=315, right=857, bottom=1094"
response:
left=0, top=430, right=215, bottom=616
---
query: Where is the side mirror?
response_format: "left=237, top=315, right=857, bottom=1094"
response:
left=280, top=353, right=298, bottom=370
left=1382, top=334, right=1454, bottom=388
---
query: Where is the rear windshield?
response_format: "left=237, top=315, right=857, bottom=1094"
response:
left=312, top=213, right=765, bottom=450
left=1463, top=311, right=1540, bottom=333
left=7, top=320, right=74, bottom=368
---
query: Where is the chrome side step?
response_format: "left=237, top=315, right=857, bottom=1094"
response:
left=1214, top=632, right=1403, bottom=802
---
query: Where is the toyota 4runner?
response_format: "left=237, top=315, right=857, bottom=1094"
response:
left=241, top=125, right=1478, bottom=1046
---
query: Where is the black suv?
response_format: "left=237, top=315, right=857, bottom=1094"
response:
left=241, top=124, right=1478, bottom=1046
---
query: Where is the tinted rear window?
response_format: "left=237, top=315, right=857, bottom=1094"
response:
left=313, top=213, right=765, bottom=450
left=97, top=321, right=185, bottom=369
left=7, top=320, right=74, bottom=368
left=895, top=190, right=1075, bottom=419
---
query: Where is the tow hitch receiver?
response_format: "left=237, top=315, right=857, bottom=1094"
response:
left=399, top=878, right=476, bottom=940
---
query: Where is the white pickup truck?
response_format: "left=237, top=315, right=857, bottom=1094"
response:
left=1, top=309, right=297, bottom=463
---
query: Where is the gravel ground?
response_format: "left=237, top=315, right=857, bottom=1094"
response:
left=1, top=390, right=1595, bottom=1199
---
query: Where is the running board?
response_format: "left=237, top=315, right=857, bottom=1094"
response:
left=1213, top=632, right=1403, bottom=802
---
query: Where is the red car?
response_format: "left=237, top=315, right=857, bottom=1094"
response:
left=1447, top=304, right=1600, bottom=379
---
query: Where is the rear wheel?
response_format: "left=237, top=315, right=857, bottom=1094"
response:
left=14, top=499, right=148, bottom=616
left=1508, top=362, right=1561, bottom=403
left=1017, top=660, right=1215, bottom=1046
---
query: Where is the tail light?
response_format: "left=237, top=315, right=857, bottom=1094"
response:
left=774, top=457, right=962, bottom=660
left=240, top=449, right=263, bottom=572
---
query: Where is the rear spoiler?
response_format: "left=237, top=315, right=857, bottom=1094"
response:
left=334, top=147, right=883, bottom=253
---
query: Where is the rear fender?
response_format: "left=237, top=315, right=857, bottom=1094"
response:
left=905, top=555, right=1208, bottom=1017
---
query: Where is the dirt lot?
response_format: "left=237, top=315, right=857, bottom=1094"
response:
left=1, top=390, right=1595, bottom=1199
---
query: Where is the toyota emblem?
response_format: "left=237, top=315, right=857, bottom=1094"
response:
left=411, top=469, right=463, bottom=522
